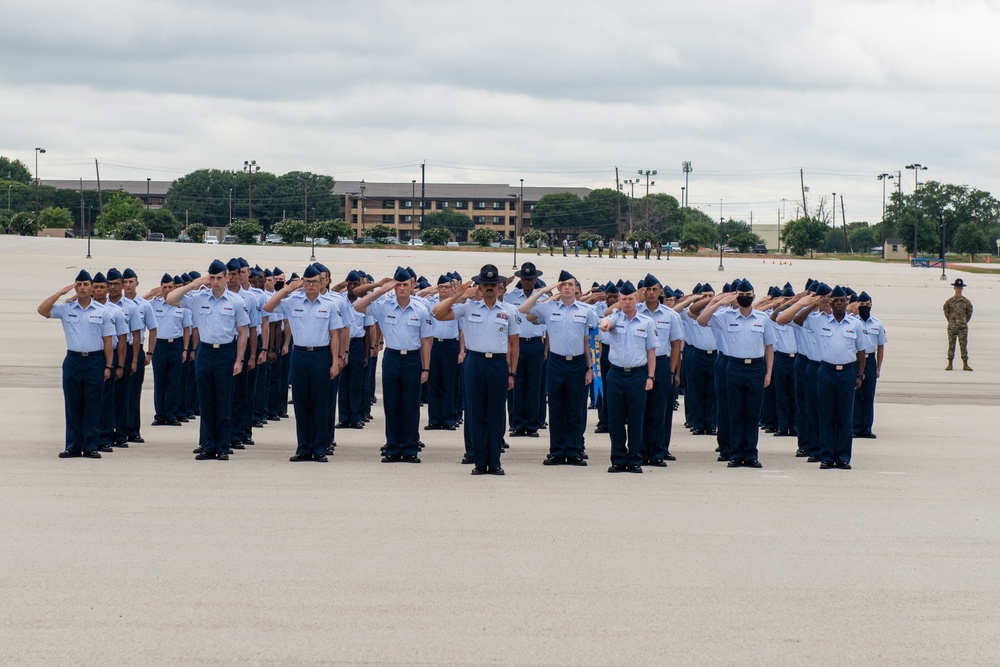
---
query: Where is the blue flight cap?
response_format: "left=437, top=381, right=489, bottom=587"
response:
left=290, top=272, right=300, bottom=280
left=619, top=281, right=637, bottom=295
left=272, top=266, right=283, bottom=276
left=75, top=269, right=92, bottom=282
left=226, top=258, right=241, bottom=272
left=858, top=291, right=872, bottom=302
left=437, top=275, right=450, bottom=285
left=181, top=273, right=192, bottom=283
left=208, top=259, right=228, bottom=275
left=673, top=289, right=684, bottom=299
left=643, top=273, right=660, bottom=287
left=637, top=279, right=645, bottom=289
left=662, top=283, right=673, bottom=294
left=605, top=282, right=619, bottom=295
left=536, top=278, right=546, bottom=288
left=160, top=272, right=173, bottom=284
left=615, top=279, right=624, bottom=288
left=830, top=285, right=847, bottom=298
left=557, top=270, right=575, bottom=282
left=736, top=279, right=752, bottom=292
left=172, top=275, right=184, bottom=285
left=393, top=266, right=410, bottom=282
left=122, top=268, right=137, bottom=280
left=702, top=283, right=715, bottom=293
left=237, top=257, right=249, bottom=269
left=92, top=272, right=107, bottom=284
left=263, top=268, right=273, bottom=278
left=405, top=266, right=417, bottom=279
left=781, top=284, right=795, bottom=297
left=816, top=283, right=833, bottom=296
left=722, top=283, right=732, bottom=293
left=303, top=265, right=321, bottom=279
left=106, top=268, right=122, bottom=281
left=346, top=271, right=362, bottom=282
left=189, top=270, right=201, bottom=279
left=784, top=282, right=793, bottom=292
left=693, top=282, right=703, bottom=293
left=314, top=263, right=330, bottom=274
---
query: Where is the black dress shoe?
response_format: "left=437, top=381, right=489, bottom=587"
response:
left=648, top=459, right=668, bottom=467
left=98, top=445, right=113, bottom=453
left=727, top=459, right=744, bottom=468
left=717, top=455, right=729, bottom=462
left=424, top=423, right=443, bottom=431
left=381, top=455, right=402, bottom=463
left=625, top=464, right=643, bottom=473
left=289, top=454, right=313, bottom=462
left=501, top=440, right=509, bottom=450
left=268, top=415, right=281, bottom=421
left=314, top=455, right=329, bottom=463
left=795, top=449, right=809, bottom=457
left=151, top=419, right=168, bottom=426
left=242, top=438, right=254, bottom=446
left=543, top=455, right=565, bottom=466
left=471, top=466, right=488, bottom=475
left=509, top=429, right=527, bottom=437
left=127, top=436, right=144, bottom=443
left=581, top=452, right=589, bottom=460
left=763, top=427, right=775, bottom=434
left=565, top=457, right=587, bottom=466
left=112, top=442, right=129, bottom=448
left=253, top=421, right=266, bottom=428
left=539, top=422, right=547, bottom=429
left=744, top=459, right=762, bottom=468
left=773, top=430, right=790, bottom=437
left=715, top=446, right=721, bottom=452
left=807, top=456, right=821, bottom=463
left=858, top=432, right=877, bottom=439
left=664, top=453, right=676, bottom=461
left=401, top=455, right=421, bottom=463
left=166, top=420, right=182, bottom=426
left=835, top=462, right=852, bottom=469
left=526, top=430, right=539, bottom=438
left=58, top=450, right=82, bottom=458
left=461, top=454, right=475, bottom=465
left=82, top=451, right=102, bottom=459
left=594, top=425, right=609, bottom=434
left=349, top=422, right=364, bottom=429
left=489, top=466, right=505, bottom=475
left=336, top=422, right=351, bottom=429
left=231, top=443, right=245, bottom=450
left=195, top=452, right=216, bottom=460
left=441, top=423, right=457, bottom=431
left=607, top=464, right=627, bottom=473
left=819, top=461, right=834, bottom=469
left=690, top=428, right=706, bottom=435
left=178, top=417, right=189, bottom=423
left=216, top=453, right=229, bottom=461
left=192, top=447, right=203, bottom=454
left=278, top=412, right=289, bottom=419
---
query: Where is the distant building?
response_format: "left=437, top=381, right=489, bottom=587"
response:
left=884, top=237, right=908, bottom=260
left=332, top=181, right=591, bottom=242
left=42, top=180, right=171, bottom=210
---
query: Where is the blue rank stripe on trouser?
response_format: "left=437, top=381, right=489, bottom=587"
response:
left=382, top=351, right=421, bottom=458
left=853, top=354, right=877, bottom=435
left=290, top=347, right=332, bottom=458
left=546, top=354, right=588, bottom=458
left=818, top=363, right=856, bottom=465
left=642, top=358, right=675, bottom=461
left=725, top=358, right=766, bottom=463
left=465, top=353, right=508, bottom=469
left=63, top=353, right=105, bottom=453
left=606, top=368, right=646, bottom=467
left=714, top=354, right=731, bottom=457
left=773, top=352, right=797, bottom=434
left=196, top=343, right=236, bottom=456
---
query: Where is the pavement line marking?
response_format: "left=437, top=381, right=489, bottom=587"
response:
left=879, top=471, right=907, bottom=475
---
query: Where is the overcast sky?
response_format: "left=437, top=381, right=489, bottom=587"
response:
left=4, top=0, right=999, bottom=224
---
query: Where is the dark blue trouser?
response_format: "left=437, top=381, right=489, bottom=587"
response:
left=688, top=347, right=717, bottom=433
left=537, top=359, right=548, bottom=427
left=547, top=354, right=588, bottom=458
left=152, top=339, right=183, bottom=422
left=113, top=345, right=133, bottom=443
left=63, top=352, right=105, bottom=453
left=428, top=338, right=459, bottom=427
left=366, top=351, right=378, bottom=415
left=230, top=345, right=250, bottom=444
left=818, top=362, right=856, bottom=464
left=804, top=359, right=821, bottom=456
left=853, top=354, right=877, bottom=435
left=465, top=351, right=508, bottom=469
left=100, top=370, right=115, bottom=447
left=761, top=372, right=777, bottom=429
left=290, top=346, right=332, bottom=458
left=338, top=338, right=367, bottom=425
left=127, top=344, right=146, bottom=438
left=607, top=367, right=646, bottom=467
left=196, top=342, right=236, bottom=456
left=268, top=351, right=285, bottom=417
left=244, top=338, right=261, bottom=435
left=253, top=357, right=269, bottom=423
left=184, top=353, right=198, bottom=416
left=794, top=355, right=811, bottom=451
left=454, top=359, right=464, bottom=424
left=773, top=352, right=797, bottom=434
left=382, top=350, right=421, bottom=458
left=596, top=343, right=610, bottom=428
left=642, top=355, right=675, bottom=461
left=328, top=368, right=341, bottom=446
left=511, top=338, right=543, bottom=432
left=715, top=354, right=731, bottom=457
left=682, top=348, right=693, bottom=426
left=726, top=357, right=766, bottom=463
left=280, top=347, right=292, bottom=413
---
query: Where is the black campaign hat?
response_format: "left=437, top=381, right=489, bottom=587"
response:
left=952, top=278, right=966, bottom=288
left=472, top=264, right=504, bottom=285
left=514, top=262, right=543, bottom=278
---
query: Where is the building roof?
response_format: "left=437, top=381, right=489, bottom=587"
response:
left=332, top=181, right=590, bottom=202
left=42, top=180, right=171, bottom=197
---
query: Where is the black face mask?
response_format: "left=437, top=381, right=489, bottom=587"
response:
left=736, top=295, right=754, bottom=308
left=274, top=281, right=285, bottom=291
left=858, top=306, right=871, bottom=320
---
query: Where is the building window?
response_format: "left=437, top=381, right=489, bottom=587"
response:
left=492, top=201, right=503, bottom=210
left=382, top=215, right=395, bottom=224
left=352, top=214, right=358, bottom=223
left=352, top=198, right=360, bottom=209
left=475, top=201, right=486, bottom=209
left=383, top=200, right=396, bottom=209
left=474, top=216, right=485, bottom=224
left=403, top=200, right=412, bottom=208
left=492, top=216, right=503, bottom=224
left=510, top=216, right=517, bottom=225
left=438, top=201, right=450, bottom=208
left=456, top=201, right=467, bottom=210
left=402, top=215, right=413, bottom=223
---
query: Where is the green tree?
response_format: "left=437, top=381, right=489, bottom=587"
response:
left=633, top=193, right=681, bottom=239
left=0, top=157, right=32, bottom=184
left=187, top=223, right=207, bottom=243
left=730, top=231, right=764, bottom=252
left=367, top=224, right=396, bottom=242
left=141, top=208, right=182, bottom=238
left=272, top=219, right=308, bottom=243
left=38, top=206, right=74, bottom=229
left=952, top=223, right=990, bottom=258
left=471, top=227, right=500, bottom=246
left=0, top=210, right=11, bottom=233
left=679, top=219, right=717, bottom=250
left=229, top=218, right=263, bottom=244
left=100, top=191, right=143, bottom=236
left=847, top=222, right=878, bottom=253
left=523, top=229, right=547, bottom=245
left=111, top=219, right=148, bottom=241
left=781, top=217, right=827, bottom=256
left=626, top=230, right=658, bottom=246
left=421, top=227, right=453, bottom=245
left=581, top=188, right=628, bottom=237
left=9, top=211, right=35, bottom=235
left=312, top=219, right=351, bottom=241
left=719, top=218, right=751, bottom=240
left=530, top=192, right=584, bottom=231
left=577, top=231, right=601, bottom=245
left=422, top=208, right=473, bottom=230
left=820, top=228, right=845, bottom=253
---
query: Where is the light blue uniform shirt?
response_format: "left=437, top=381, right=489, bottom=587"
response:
left=321, top=291, right=352, bottom=333
left=181, top=289, right=250, bottom=345
left=273, top=292, right=343, bottom=347
left=638, top=302, right=684, bottom=356
left=127, top=296, right=157, bottom=344
left=264, top=291, right=283, bottom=323
left=858, top=315, right=887, bottom=354
left=150, top=296, right=187, bottom=340
left=681, top=307, right=717, bottom=351
left=239, top=287, right=262, bottom=331
left=530, top=298, right=597, bottom=357
left=599, top=309, right=657, bottom=367
left=706, top=308, right=775, bottom=359
left=803, top=312, right=865, bottom=365
left=427, top=294, right=459, bottom=340
left=770, top=311, right=797, bottom=355
left=97, top=299, right=128, bottom=349
left=366, top=298, right=433, bottom=351
left=51, top=299, right=116, bottom=352
left=451, top=300, right=521, bottom=354
left=110, top=296, right=142, bottom=345
left=505, top=288, right=547, bottom=339
left=792, top=312, right=822, bottom=361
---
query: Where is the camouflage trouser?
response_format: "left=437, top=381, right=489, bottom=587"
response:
left=947, top=325, right=969, bottom=361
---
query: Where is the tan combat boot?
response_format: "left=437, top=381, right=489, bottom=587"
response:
left=963, top=361, right=973, bottom=371
left=945, top=360, right=953, bottom=371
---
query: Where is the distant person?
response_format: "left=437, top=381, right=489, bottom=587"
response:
left=598, top=238, right=604, bottom=258
left=562, top=238, right=568, bottom=257
left=633, top=240, right=639, bottom=259
left=943, top=278, right=973, bottom=370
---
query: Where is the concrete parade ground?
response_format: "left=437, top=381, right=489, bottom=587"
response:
left=1, top=235, right=998, bottom=666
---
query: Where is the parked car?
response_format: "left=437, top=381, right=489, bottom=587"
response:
left=337, top=237, right=355, bottom=245
left=666, top=242, right=681, bottom=252
left=147, top=232, right=165, bottom=242
left=751, top=244, right=768, bottom=254
left=499, top=239, right=516, bottom=248
left=313, top=237, right=329, bottom=245
left=383, top=236, right=400, bottom=245
left=723, top=246, right=737, bottom=253
left=264, top=233, right=283, bottom=245
left=222, top=235, right=236, bottom=244
left=176, top=233, right=190, bottom=243
left=446, top=241, right=460, bottom=247
left=362, top=237, right=377, bottom=244
left=408, top=239, right=424, bottom=246
left=205, top=235, right=219, bottom=244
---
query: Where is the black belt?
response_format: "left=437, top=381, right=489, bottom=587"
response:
left=610, top=364, right=645, bottom=373
left=693, top=347, right=715, bottom=355
left=730, top=357, right=764, bottom=365
left=776, top=351, right=796, bottom=358
left=552, top=353, right=586, bottom=362
left=161, top=338, right=180, bottom=344
left=67, top=350, right=103, bottom=357
left=436, top=337, right=458, bottom=343
left=520, top=336, right=543, bottom=343
left=821, top=361, right=855, bottom=372
left=467, top=350, right=505, bottom=359
left=865, top=352, right=875, bottom=358
left=294, top=345, right=329, bottom=352
left=385, top=348, right=419, bottom=356
left=655, top=353, right=670, bottom=360
left=205, top=341, right=235, bottom=349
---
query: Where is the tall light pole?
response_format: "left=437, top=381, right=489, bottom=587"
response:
left=7, top=183, right=12, bottom=209
left=411, top=179, right=416, bottom=241
left=877, top=173, right=894, bottom=260
left=718, top=199, right=725, bottom=272
left=359, top=179, right=367, bottom=239
left=682, top=161, right=692, bottom=207
left=34, top=147, right=46, bottom=235
left=229, top=188, right=233, bottom=227
left=905, top=163, right=927, bottom=258
left=243, top=160, right=260, bottom=220
left=146, top=177, right=151, bottom=212
left=302, top=175, right=314, bottom=260
left=514, top=178, right=523, bottom=269
left=623, top=178, right=638, bottom=234
left=639, top=168, right=657, bottom=219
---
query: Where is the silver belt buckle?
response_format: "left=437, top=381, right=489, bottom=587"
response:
left=706, top=349, right=714, bottom=355
left=565, top=355, right=573, bottom=361
left=81, top=351, right=90, bottom=357
left=437, top=338, right=445, bottom=342
left=306, top=346, right=315, bottom=352
left=399, top=350, right=407, bottom=355
left=485, top=352, right=494, bottom=358
left=789, top=353, right=796, bottom=357
left=744, top=358, right=752, bottom=365
left=835, top=364, right=844, bottom=370
left=212, top=344, right=221, bottom=349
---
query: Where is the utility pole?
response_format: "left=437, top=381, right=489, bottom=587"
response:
left=877, top=173, right=894, bottom=261
left=94, top=159, right=104, bottom=237
left=841, top=195, right=849, bottom=252
left=682, top=161, right=692, bottom=207
left=34, top=147, right=46, bottom=235
left=800, top=169, right=808, bottom=217
left=640, top=169, right=657, bottom=219
left=420, top=161, right=426, bottom=233
left=832, top=193, right=836, bottom=230
left=615, top=167, right=621, bottom=241
left=243, top=160, right=260, bottom=220
left=146, top=177, right=151, bottom=212
left=905, top=163, right=928, bottom=258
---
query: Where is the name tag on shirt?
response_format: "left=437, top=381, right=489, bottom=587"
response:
left=843, top=329, right=857, bottom=339
left=200, top=304, right=212, bottom=315
left=67, top=312, right=80, bottom=322
left=728, top=321, right=742, bottom=332
left=291, top=308, right=305, bottom=318
left=385, top=313, right=399, bottom=324
left=88, top=314, right=104, bottom=324
left=550, top=311, right=563, bottom=322
left=154, top=309, right=165, bottom=317
left=614, top=324, right=625, bottom=333
left=820, top=327, right=833, bottom=337
left=573, top=314, right=588, bottom=324
left=469, top=313, right=484, bottom=323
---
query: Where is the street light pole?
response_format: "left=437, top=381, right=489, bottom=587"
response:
left=514, top=178, right=523, bottom=269
left=877, top=173, right=894, bottom=260
left=718, top=199, right=725, bottom=272
left=243, top=160, right=260, bottom=220
left=146, top=177, right=151, bottom=212
left=411, top=179, right=416, bottom=242
left=229, top=188, right=233, bottom=227
left=682, top=161, right=692, bottom=207
left=640, top=169, right=657, bottom=219
left=34, top=147, right=46, bottom=235
left=359, top=179, right=367, bottom=239
left=905, top=163, right=927, bottom=259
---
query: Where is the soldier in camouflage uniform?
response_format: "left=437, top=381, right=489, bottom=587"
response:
left=943, top=278, right=973, bottom=371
